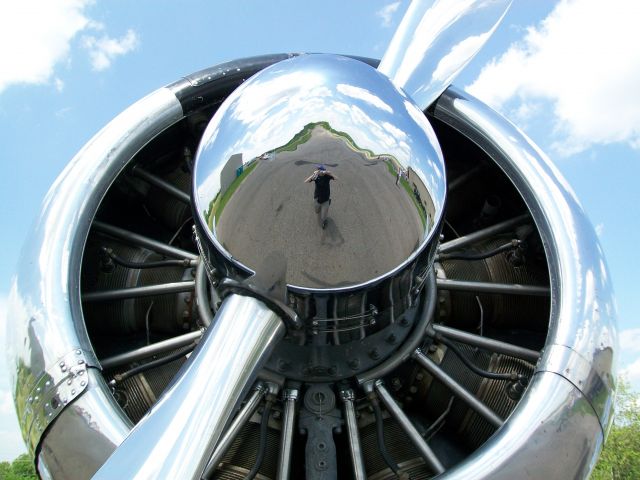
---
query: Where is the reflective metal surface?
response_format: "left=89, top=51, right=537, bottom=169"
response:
left=431, top=86, right=617, bottom=475
left=432, top=86, right=617, bottom=432
left=379, top=0, right=512, bottom=110
left=443, top=372, right=603, bottom=480
left=277, top=388, right=299, bottom=480
left=38, top=369, right=132, bottom=479
left=21, top=348, right=90, bottom=451
left=193, top=53, right=446, bottom=292
left=203, top=382, right=268, bottom=478
left=94, top=294, right=285, bottom=480
left=5, top=86, right=183, bottom=455
left=340, top=388, right=366, bottom=480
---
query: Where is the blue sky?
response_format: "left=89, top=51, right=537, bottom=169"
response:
left=1, top=0, right=638, bottom=461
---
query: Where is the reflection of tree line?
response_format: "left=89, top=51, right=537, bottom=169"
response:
left=384, top=160, right=429, bottom=229
left=0, top=453, right=37, bottom=478
left=14, top=360, right=31, bottom=436
left=273, top=121, right=397, bottom=163
left=205, top=160, right=259, bottom=228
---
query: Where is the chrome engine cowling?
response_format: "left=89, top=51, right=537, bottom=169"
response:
left=7, top=3, right=616, bottom=479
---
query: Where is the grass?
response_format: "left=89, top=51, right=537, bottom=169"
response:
left=385, top=159, right=427, bottom=228
left=206, top=160, right=259, bottom=228
left=273, top=120, right=383, bottom=160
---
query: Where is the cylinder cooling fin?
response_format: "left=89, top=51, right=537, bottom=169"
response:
left=6, top=53, right=615, bottom=480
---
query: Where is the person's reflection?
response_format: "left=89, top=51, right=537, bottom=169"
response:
left=304, top=164, right=337, bottom=229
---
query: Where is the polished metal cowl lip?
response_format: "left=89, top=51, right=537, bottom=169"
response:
left=192, top=53, right=447, bottom=295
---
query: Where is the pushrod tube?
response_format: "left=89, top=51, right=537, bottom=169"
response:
left=413, top=349, right=503, bottom=428
left=374, top=381, right=445, bottom=475
left=438, top=214, right=530, bottom=253
left=93, top=220, right=198, bottom=260
left=133, top=166, right=191, bottom=204
left=93, top=294, right=285, bottom=480
left=431, top=324, right=540, bottom=363
left=82, top=280, right=195, bottom=302
left=340, top=389, right=366, bottom=480
left=100, top=330, right=203, bottom=369
left=277, top=388, right=299, bottom=480
left=436, top=278, right=549, bottom=296
left=202, top=383, right=269, bottom=479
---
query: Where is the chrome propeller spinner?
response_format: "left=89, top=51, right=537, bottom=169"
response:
left=193, top=53, right=445, bottom=293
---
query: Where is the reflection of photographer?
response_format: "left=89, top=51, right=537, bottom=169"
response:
left=304, top=165, right=337, bottom=229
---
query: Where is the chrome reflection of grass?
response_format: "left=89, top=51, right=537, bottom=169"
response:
left=384, top=159, right=427, bottom=228
left=275, top=121, right=379, bottom=159
left=205, top=160, right=260, bottom=228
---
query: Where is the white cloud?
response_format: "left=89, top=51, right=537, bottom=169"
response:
left=336, top=83, right=394, bottom=113
left=377, top=1, right=401, bottom=27
left=54, top=77, right=65, bottom=92
left=82, top=29, right=139, bottom=71
left=621, top=357, right=640, bottom=384
left=467, top=0, right=640, bottom=156
left=595, top=223, right=604, bottom=237
left=0, top=391, right=13, bottom=416
left=55, top=106, right=72, bottom=118
left=0, top=0, right=91, bottom=92
left=620, top=328, right=640, bottom=353
left=0, top=428, right=26, bottom=462
left=0, top=0, right=139, bottom=94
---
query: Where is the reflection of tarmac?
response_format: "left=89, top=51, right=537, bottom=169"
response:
left=217, top=127, right=424, bottom=289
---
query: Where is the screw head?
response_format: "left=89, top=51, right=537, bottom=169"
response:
left=277, top=359, right=291, bottom=372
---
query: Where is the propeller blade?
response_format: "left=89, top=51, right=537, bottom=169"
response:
left=93, top=295, right=285, bottom=480
left=378, top=0, right=512, bottom=110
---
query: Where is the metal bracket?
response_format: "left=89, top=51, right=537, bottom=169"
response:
left=22, top=348, right=90, bottom=452
left=193, top=227, right=217, bottom=281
